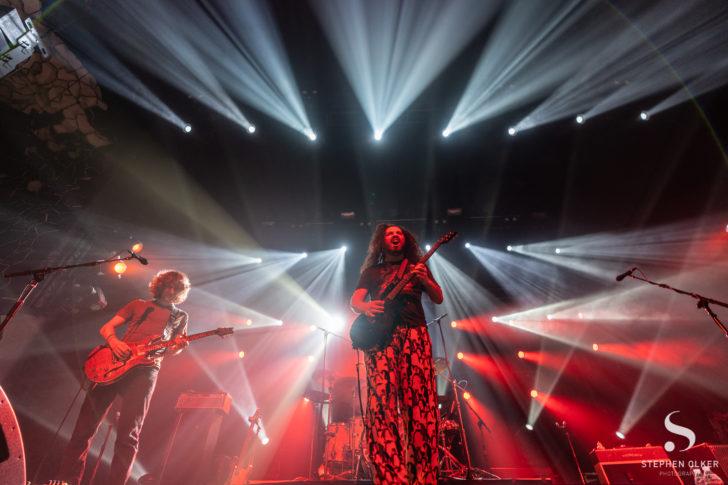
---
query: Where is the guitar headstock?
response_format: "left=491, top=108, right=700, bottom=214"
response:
left=432, top=231, right=458, bottom=250
left=216, top=327, right=235, bottom=338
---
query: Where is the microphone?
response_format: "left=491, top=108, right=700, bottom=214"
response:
left=128, top=250, right=148, bottom=265
left=615, top=267, right=636, bottom=282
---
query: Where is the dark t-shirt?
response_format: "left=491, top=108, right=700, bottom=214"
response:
left=356, top=261, right=438, bottom=328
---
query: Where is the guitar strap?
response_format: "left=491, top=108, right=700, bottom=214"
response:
left=395, top=258, right=408, bottom=280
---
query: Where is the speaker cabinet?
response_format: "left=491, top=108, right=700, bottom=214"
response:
left=590, top=446, right=684, bottom=485
left=0, top=386, right=26, bottom=485
left=685, top=443, right=728, bottom=482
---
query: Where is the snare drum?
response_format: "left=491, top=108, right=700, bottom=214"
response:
left=325, top=422, right=353, bottom=463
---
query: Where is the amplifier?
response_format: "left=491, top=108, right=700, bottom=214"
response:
left=590, top=446, right=684, bottom=485
left=174, top=391, right=232, bottom=414
left=685, top=443, right=728, bottom=482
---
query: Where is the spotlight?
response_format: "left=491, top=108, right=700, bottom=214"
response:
left=306, top=130, right=317, bottom=141
left=491, top=316, right=497, bottom=322
left=506, top=245, right=513, bottom=251
left=442, top=128, right=451, bottom=138
left=255, top=258, right=263, bottom=263
left=246, top=319, right=253, bottom=326
left=341, top=245, right=347, bottom=252
left=301, top=252, right=308, bottom=258
left=592, top=343, right=599, bottom=351
left=525, top=423, right=534, bottom=431
left=465, top=242, right=471, bottom=249
left=451, top=321, right=457, bottom=328
left=374, top=129, right=383, bottom=141
left=530, top=390, right=539, bottom=398
left=247, top=125, right=256, bottom=134
left=546, top=314, right=553, bottom=320
left=517, top=351, right=525, bottom=359
left=463, top=391, right=471, bottom=400
left=578, top=312, right=584, bottom=319
left=555, top=248, right=561, bottom=254
left=307, top=355, right=315, bottom=362
left=425, top=244, right=431, bottom=251
left=131, top=242, right=143, bottom=253
left=303, top=397, right=310, bottom=403
left=507, top=127, right=516, bottom=136
left=639, top=111, right=650, bottom=121
left=113, top=261, right=127, bottom=275
left=616, top=431, right=626, bottom=440
left=183, top=123, right=192, bottom=133
left=309, top=325, right=317, bottom=332
left=238, top=351, right=245, bottom=359
left=576, top=115, right=585, bottom=124
left=457, top=352, right=464, bottom=360
left=261, top=436, right=270, bottom=446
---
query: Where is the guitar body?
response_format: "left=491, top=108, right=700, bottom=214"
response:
left=349, top=303, right=398, bottom=351
left=84, top=343, right=157, bottom=385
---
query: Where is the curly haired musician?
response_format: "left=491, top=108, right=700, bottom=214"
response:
left=57, top=270, right=191, bottom=485
left=350, top=224, right=442, bottom=484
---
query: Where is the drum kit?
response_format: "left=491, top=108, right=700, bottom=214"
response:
left=308, top=369, right=370, bottom=479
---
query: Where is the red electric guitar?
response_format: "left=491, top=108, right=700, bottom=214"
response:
left=84, top=327, right=234, bottom=385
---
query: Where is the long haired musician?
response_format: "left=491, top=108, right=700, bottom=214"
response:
left=350, top=224, right=442, bottom=484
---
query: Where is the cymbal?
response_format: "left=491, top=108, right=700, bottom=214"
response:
left=311, top=368, right=338, bottom=383
left=304, top=389, right=329, bottom=403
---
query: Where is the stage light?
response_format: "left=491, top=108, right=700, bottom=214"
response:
left=463, top=391, right=471, bottom=400
left=555, top=248, right=561, bottom=254
left=465, top=242, right=471, bottom=249
left=306, top=130, right=317, bottom=141
left=307, top=355, right=315, bottom=362
left=246, top=319, right=253, bottom=326
left=507, top=245, right=513, bottom=251
left=576, top=115, right=585, bottom=124
left=451, top=321, right=457, bottom=328
left=301, top=252, right=308, bottom=258
left=238, top=351, right=245, bottom=359
left=530, top=390, right=539, bottom=398
left=303, top=397, right=310, bottom=403
left=113, top=261, right=127, bottom=275
left=592, top=343, right=599, bottom=351
left=183, top=123, right=192, bottom=133
left=442, top=128, right=451, bottom=138
left=341, top=245, right=347, bottom=252
left=578, top=312, right=584, bottom=319
left=255, top=258, right=263, bottom=263
left=525, top=424, right=534, bottom=431
left=425, top=244, right=431, bottom=251
left=248, top=125, right=256, bottom=134
left=261, top=437, right=270, bottom=446
left=616, top=431, right=625, bottom=439
left=457, top=352, right=464, bottom=360
left=546, top=314, right=553, bottom=320
left=309, top=325, right=317, bottom=332
left=639, top=111, right=650, bottom=121
left=373, top=129, right=383, bottom=141
left=131, top=242, right=143, bottom=253
left=491, top=316, right=498, bottom=322
left=518, top=351, right=525, bottom=359
left=508, top=127, right=517, bottom=136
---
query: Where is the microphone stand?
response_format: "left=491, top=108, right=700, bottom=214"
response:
left=1, top=252, right=144, bottom=340
left=617, top=267, right=728, bottom=337
left=429, top=313, right=473, bottom=479
left=556, top=421, right=585, bottom=485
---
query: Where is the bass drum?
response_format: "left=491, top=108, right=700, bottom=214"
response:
left=324, top=422, right=353, bottom=464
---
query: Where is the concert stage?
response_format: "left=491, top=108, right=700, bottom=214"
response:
left=247, top=480, right=552, bottom=485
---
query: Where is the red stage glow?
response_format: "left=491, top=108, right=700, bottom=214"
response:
left=518, top=350, right=525, bottom=359
left=592, top=343, right=599, bottom=351
left=457, top=352, right=464, bottom=360
left=131, top=242, right=143, bottom=253
left=113, top=261, right=127, bottom=274
left=463, top=391, right=471, bottom=400
left=530, top=389, right=539, bottom=398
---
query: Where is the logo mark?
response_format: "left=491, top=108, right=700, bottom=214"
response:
left=664, top=411, right=695, bottom=452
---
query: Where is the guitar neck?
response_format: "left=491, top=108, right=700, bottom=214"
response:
left=384, top=243, right=441, bottom=302
left=143, top=329, right=224, bottom=353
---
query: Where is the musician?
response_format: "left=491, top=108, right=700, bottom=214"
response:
left=350, top=224, right=442, bottom=484
left=57, top=270, right=191, bottom=485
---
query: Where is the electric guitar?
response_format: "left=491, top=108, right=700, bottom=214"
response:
left=227, top=408, right=262, bottom=485
left=84, top=327, right=234, bottom=385
left=349, top=231, right=457, bottom=350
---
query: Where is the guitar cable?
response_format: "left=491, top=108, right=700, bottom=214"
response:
left=31, top=382, right=86, bottom=485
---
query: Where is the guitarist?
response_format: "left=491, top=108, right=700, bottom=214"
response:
left=57, top=270, right=191, bottom=485
left=350, top=224, right=442, bottom=485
